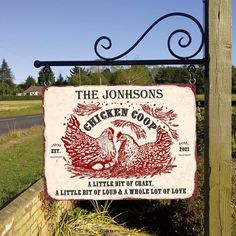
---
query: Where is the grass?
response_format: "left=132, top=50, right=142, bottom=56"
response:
left=0, top=100, right=42, bottom=118
left=0, top=126, right=43, bottom=209
left=55, top=207, right=150, bottom=236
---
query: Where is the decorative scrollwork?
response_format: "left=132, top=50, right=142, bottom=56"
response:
left=94, top=12, right=204, bottom=61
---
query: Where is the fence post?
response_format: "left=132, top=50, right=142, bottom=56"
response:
left=204, top=0, right=232, bottom=235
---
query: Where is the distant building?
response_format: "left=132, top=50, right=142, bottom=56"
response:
left=16, top=93, right=23, bottom=96
left=22, top=85, right=43, bottom=96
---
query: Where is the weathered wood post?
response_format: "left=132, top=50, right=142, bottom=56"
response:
left=205, top=0, right=232, bottom=235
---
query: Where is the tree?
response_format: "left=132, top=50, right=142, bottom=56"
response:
left=67, top=66, right=91, bottom=85
left=37, top=68, right=55, bottom=86
left=152, top=66, right=205, bottom=94
left=232, top=65, right=236, bottom=93
left=0, top=59, right=15, bottom=95
left=0, top=59, right=14, bottom=84
left=89, top=69, right=111, bottom=85
left=153, top=66, right=188, bottom=84
left=102, top=68, right=112, bottom=83
left=194, top=65, right=205, bottom=94
left=112, top=65, right=153, bottom=85
left=55, top=73, right=67, bottom=85
left=24, top=76, right=36, bottom=89
left=0, top=82, right=11, bottom=95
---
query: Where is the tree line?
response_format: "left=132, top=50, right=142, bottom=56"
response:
left=1, top=58, right=236, bottom=96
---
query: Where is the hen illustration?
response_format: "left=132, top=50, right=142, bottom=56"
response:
left=116, top=126, right=175, bottom=176
left=61, top=115, right=116, bottom=171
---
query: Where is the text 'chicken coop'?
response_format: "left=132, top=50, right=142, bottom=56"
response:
left=44, top=85, right=197, bottom=200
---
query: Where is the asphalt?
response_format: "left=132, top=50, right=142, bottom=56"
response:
left=0, top=114, right=43, bottom=136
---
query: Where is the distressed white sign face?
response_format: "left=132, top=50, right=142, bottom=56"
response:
left=44, top=85, right=196, bottom=200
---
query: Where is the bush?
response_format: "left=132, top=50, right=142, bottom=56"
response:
left=196, top=106, right=236, bottom=158
left=196, top=107, right=205, bottom=155
left=232, top=108, right=236, bottom=158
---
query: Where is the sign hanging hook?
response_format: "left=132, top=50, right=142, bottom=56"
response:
left=42, top=66, right=52, bottom=86
left=188, top=64, right=196, bottom=84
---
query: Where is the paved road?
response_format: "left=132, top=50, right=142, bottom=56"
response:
left=0, top=114, right=43, bottom=136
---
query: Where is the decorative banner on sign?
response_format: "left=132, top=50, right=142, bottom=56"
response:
left=44, top=85, right=196, bottom=200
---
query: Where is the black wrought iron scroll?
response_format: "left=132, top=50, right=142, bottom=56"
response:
left=34, top=12, right=206, bottom=68
left=94, top=12, right=204, bottom=61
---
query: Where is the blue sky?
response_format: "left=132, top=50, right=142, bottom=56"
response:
left=0, top=0, right=235, bottom=84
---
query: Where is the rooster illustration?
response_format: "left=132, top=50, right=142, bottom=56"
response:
left=61, top=115, right=116, bottom=171
left=116, top=126, right=175, bottom=176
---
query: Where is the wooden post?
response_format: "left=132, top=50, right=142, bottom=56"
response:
left=205, top=0, right=232, bottom=235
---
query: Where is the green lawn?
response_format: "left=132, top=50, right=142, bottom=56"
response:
left=0, top=100, right=42, bottom=118
left=0, top=126, right=43, bottom=209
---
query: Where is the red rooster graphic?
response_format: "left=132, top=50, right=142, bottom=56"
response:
left=116, top=126, right=176, bottom=177
left=61, top=115, right=116, bottom=171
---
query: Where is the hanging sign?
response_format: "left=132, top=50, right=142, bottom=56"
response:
left=44, top=85, right=196, bottom=200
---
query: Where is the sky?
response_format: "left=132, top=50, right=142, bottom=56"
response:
left=0, top=0, right=235, bottom=84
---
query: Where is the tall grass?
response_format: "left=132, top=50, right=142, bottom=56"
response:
left=55, top=205, right=150, bottom=236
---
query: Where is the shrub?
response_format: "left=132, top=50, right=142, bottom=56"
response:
left=196, top=107, right=205, bottom=155
left=232, top=107, right=236, bottom=158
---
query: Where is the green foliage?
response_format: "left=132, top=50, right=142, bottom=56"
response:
left=55, top=73, right=67, bottom=86
left=0, top=126, right=43, bottom=209
left=67, top=66, right=91, bottom=85
left=197, top=107, right=205, bottom=155
left=37, top=67, right=55, bottom=86
left=151, top=65, right=205, bottom=94
left=232, top=66, right=236, bottom=93
left=153, top=66, right=189, bottom=84
left=0, top=82, right=11, bottom=96
left=0, top=59, right=14, bottom=83
left=0, top=59, right=15, bottom=95
left=195, top=65, right=205, bottom=94
left=89, top=65, right=111, bottom=85
left=102, top=68, right=113, bottom=83
left=168, top=158, right=204, bottom=235
left=67, top=66, right=113, bottom=85
left=90, top=71, right=110, bottom=85
left=196, top=107, right=236, bottom=156
left=1, top=63, right=236, bottom=96
left=24, top=76, right=36, bottom=89
left=90, top=200, right=113, bottom=215
left=232, top=107, right=236, bottom=158
left=112, top=65, right=153, bottom=85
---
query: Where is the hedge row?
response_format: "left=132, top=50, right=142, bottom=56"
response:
left=0, top=96, right=42, bottom=101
